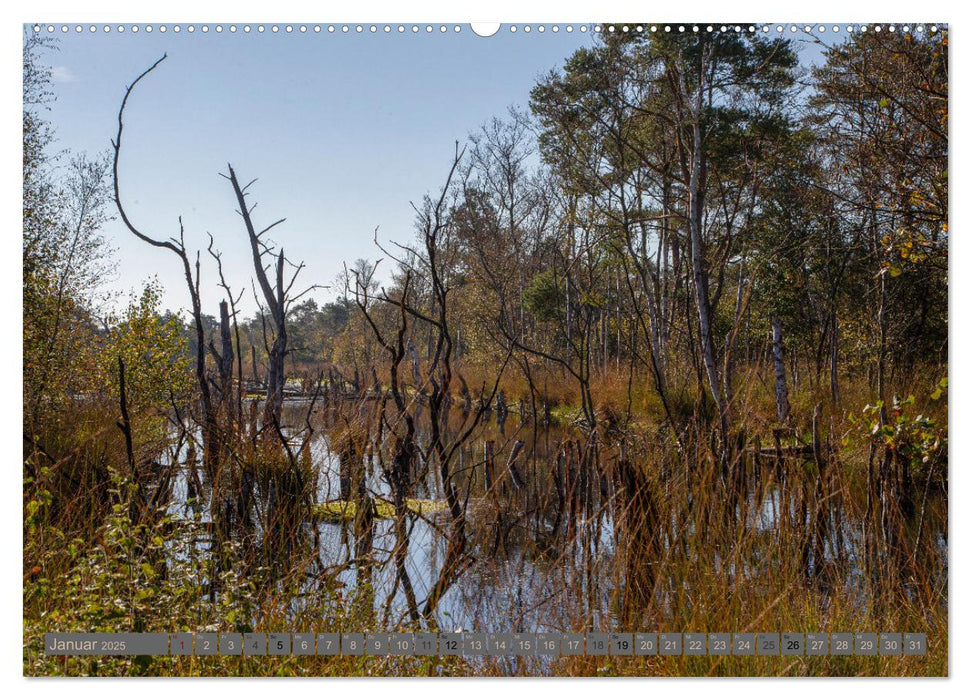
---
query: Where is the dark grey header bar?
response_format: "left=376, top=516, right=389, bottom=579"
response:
left=45, top=633, right=169, bottom=656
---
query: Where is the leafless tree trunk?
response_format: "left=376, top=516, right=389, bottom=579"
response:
left=771, top=315, right=791, bottom=423
left=361, top=145, right=512, bottom=620
left=226, top=165, right=317, bottom=424
left=112, top=54, right=222, bottom=478
left=208, top=236, right=245, bottom=419
left=208, top=300, right=235, bottom=409
left=685, top=73, right=726, bottom=431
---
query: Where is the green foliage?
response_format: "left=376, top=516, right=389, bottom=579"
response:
left=286, top=298, right=350, bottom=365
left=102, top=282, right=193, bottom=414
left=810, top=29, right=948, bottom=367
left=23, top=34, right=117, bottom=437
left=24, top=468, right=261, bottom=675
left=523, top=270, right=565, bottom=322
left=859, top=379, right=948, bottom=471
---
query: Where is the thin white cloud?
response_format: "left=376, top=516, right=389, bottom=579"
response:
left=51, top=65, right=77, bottom=83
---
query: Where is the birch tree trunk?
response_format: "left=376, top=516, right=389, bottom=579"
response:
left=687, top=84, right=726, bottom=429
left=771, top=315, right=791, bottom=423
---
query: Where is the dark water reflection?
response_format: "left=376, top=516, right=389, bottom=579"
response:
left=165, top=398, right=948, bottom=636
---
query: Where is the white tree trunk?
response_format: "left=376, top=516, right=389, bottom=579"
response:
left=771, top=315, right=791, bottom=423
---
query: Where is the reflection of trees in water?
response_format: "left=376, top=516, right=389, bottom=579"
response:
left=293, top=399, right=948, bottom=636
left=156, top=387, right=946, bottom=640
left=161, top=393, right=946, bottom=642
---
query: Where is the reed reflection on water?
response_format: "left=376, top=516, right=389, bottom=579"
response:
left=166, top=397, right=947, bottom=637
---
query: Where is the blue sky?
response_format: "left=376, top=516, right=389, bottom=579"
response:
left=38, top=25, right=599, bottom=316
left=37, top=24, right=832, bottom=317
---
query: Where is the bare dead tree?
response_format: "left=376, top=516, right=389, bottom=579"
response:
left=224, top=165, right=320, bottom=424
left=354, top=145, right=513, bottom=622
left=207, top=234, right=246, bottom=420
left=208, top=301, right=235, bottom=406
left=112, top=54, right=223, bottom=479
left=351, top=265, right=421, bottom=623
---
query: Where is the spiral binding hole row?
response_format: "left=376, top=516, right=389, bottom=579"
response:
left=31, top=23, right=944, bottom=35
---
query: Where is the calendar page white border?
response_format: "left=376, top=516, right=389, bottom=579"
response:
left=3, top=0, right=960, bottom=697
